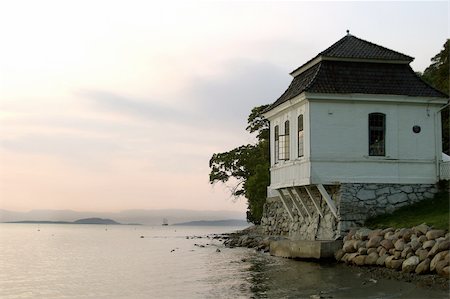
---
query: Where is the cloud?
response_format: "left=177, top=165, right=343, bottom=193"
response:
left=187, top=59, right=289, bottom=123
left=79, top=58, right=289, bottom=133
left=79, top=90, right=195, bottom=124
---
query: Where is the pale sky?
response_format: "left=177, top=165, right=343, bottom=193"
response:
left=0, top=0, right=448, bottom=212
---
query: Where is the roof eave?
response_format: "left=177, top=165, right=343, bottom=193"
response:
left=290, top=56, right=322, bottom=78
left=263, top=93, right=307, bottom=119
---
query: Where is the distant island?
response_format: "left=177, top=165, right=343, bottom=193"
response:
left=7, top=217, right=122, bottom=225
left=172, top=219, right=249, bottom=226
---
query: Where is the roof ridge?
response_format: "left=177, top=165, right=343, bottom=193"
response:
left=321, top=34, right=414, bottom=62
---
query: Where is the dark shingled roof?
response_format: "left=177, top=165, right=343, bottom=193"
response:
left=320, top=34, right=414, bottom=62
left=267, top=35, right=447, bottom=112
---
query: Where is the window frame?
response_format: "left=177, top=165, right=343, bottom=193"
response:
left=297, top=114, right=304, bottom=158
left=274, top=125, right=279, bottom=163
left=278, top=120, right=290, bottom=161
left=368, top=113, right=386, bottom=156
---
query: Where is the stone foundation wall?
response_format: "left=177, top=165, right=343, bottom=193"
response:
left=260, top=183, right=438, bottom=241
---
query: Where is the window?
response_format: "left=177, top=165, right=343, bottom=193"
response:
left=298, top=115, right=304, bottom=157
left=279, top=121, right=290, bottom=160
left=274, top=125, right=279, bottom=163
left=369, top=113, right=385, bottom=156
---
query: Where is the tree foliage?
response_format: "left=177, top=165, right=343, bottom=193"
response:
left=420, top=40, right=449, bottom=154
left=422, top=40, right=449, bottom=95
left=209, top=105, right=270, bottom=224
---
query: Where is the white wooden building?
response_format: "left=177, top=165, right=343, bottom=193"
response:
left=261, top=33, right=449, bottom=240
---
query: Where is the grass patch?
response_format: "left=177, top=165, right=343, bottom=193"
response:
left=365, top=192, right=450, bottom=230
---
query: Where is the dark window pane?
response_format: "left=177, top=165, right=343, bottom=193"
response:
left=298, top=115, right=304, bottom=157
left=369, top=113, right=385, bottom=156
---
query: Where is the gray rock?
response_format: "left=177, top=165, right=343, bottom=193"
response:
left=413, top=223, right=430, bottom=236
left=415, top=248, right=429, bottom=262
left=355, top=228, right=372, bottom=240
left=375, top=187, right=391, bottom=196
left=423, top=240, right=436, bottom=250
left=356, top=189, right=376, bottom=201
left=426, top=229, right=446, bottom=240
left=400, top=186, right=413, bottom=193
left=387, top=192, right=408, bottom=204
left=394, top=239, right=406, bottom=251
left=367, top=236, right=383, bottom=248
left=376, top=254, right=388, bottom=266
left=415, top=258, right=431, bottom=274
left=365, top=252, right=379, bottom=265
left=430, top=251, right=448, bottom=272
left=402, top=256, right=420, bottom=273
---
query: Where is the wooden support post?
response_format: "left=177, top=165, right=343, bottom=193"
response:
left=302, top=186, right=324, bottom=218
left=276, top=189, right=294, bottom=221
left=316, top=184, right=338, bottom=219
left=288, top=187, right=311, bottom=219
left=286, top=188, right=305, bottom=220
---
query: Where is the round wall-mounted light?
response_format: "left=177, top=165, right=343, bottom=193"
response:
left=412, top=125, right=421, bottom=133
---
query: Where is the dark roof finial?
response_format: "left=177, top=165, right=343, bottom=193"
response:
left=346, top=29, right=350, bottom=36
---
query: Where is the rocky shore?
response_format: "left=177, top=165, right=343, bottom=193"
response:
left=220, top=225, right=449, bottom=290
left=336, top=224, right=449, bottom=277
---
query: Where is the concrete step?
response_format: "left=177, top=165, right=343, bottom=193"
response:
left=270, top=239, right=342, bottom=259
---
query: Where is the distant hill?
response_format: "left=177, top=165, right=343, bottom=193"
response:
left=173, top=219, right=249, bottom=226
left=73, top=218, right=120, bottom=225
left=6, top=218, right=121, bottom=225
left=0, top=209, right=246, bottom=225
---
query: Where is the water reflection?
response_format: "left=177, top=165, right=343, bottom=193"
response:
left=240, top=252, right=448, bottom=299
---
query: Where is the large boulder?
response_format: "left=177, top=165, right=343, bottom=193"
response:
left=430, top=251, right=448, bottom=272
left=394, top=239, right=406, bottom=251
left=343, top=240, right=357, bottom=253
left=415, top=258, right=431, bottom=274
left=435, top=260, right=449, bottom=276
left=426, top=230, right=446, bottom=240
left=353, top=255, right=366, bottom=266
left=438, top=238, right=450, bottom=251
left=415, top=248, right=429, bottom=262
left=413, top=223, right=430, bottom=235
left=355, top=228, right=372, bottom=241
left=422, top=240, right=436, bottom=250
left=376, top=254, right=388, bottom=266
left=367, top=236, right=383, bottom=248
left=365, top=252, right=379, bottom=265
left=335, top=249, right=345, bottom=261
left=380, top=239, right=394, bottom=250
left=409, top=239, right=421, bottom=252
left=402, top=256, right=420, bottom=273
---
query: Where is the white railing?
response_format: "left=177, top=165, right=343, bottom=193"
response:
left=440, top=161, right=450, bottom=180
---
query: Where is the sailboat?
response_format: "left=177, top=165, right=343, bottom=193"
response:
left=162, top=218, right=169, bottom=226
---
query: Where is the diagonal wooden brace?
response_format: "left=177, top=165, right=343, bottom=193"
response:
left=302, top=186, right=324, bottom=218
left=286, top=187, right=305, bottom=220
left=276, top=189, right=294, bottom=221
left=288, top=187, right=311, bottom=219
left=316, top=184, right=338, bottom=219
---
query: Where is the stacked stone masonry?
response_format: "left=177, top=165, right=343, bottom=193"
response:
left=260, top=183, right=438, bottom=241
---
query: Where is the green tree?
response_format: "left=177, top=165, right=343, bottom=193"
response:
left=421, top=40, right=449, bottom=154
left=209, top=105, right=270, bottom=224
left=422, top=40, right=449, bottom=94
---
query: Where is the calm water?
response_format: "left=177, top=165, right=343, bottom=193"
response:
left=0, top=224, right=448, bottom=299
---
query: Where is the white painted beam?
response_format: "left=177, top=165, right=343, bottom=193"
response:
left=286, top=188, right=305, bottom=220
left=276, top=189, right=294, bottom=221
left=316, top=184, right=338, bottom=219
left=288, top=187, right=311, bottom=219
left=302, top=186, right=324, bottom=218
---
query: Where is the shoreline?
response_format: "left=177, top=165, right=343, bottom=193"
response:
left=220, top=225, right=450, bottom=291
